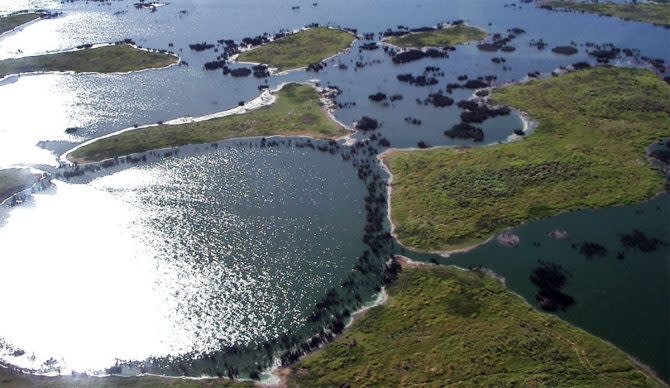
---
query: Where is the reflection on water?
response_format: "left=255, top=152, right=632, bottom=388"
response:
left=0, top=181, right=179, bottom=372
left=0, top=12, right=120, bottom=60
left=0, top=146, right=366, bottom=373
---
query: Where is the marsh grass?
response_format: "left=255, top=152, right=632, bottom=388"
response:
left=0, top=44, right=177, bottom=78
left=237, top=28, right=355, bottom=72
left=386, top=25, right=488, bottom=48
left=0, top=12, right=42, bottom=35
left=384, top=67, right=670, bottom=251
left=290, top=265, right=662, bottom=387
left=543, top=0, right=670, bottom=27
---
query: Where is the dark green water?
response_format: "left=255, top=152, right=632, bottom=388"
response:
left=407, top=194, right=670, bottom=381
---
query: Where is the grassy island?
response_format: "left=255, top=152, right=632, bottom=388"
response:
left=0, top=44, right=178, bottom=78
left=236, top=28, right=355, bottom=72
left=384, top=67, right=670, bottom=252
left=0, top=168, right=39, bottom=203
left=0, top=12, right=43, bottom=35
left=68, top=83, right=347, bottom=163
left=542, top=0, right=670, bottom=28
left=290, top=264, right=661, bottom=387
left=386, top=25, right=488, bottom=48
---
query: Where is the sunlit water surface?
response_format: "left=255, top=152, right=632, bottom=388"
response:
left=0, top=146, right=366, bottom=373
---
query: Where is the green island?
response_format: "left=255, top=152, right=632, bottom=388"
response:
left=0, top=12, right=43, bottom=35
left=542, top=0, right=670, bottom=28
left=0, top=168, right=39, bottom=203
left=386, top=24, right=488, bottom=48
left=68, top=83, right=347, bottom=164
left=289, top=264, right=661, bottom=387
left=0, top=44, right=178, bottom=79
left=383, top=67, right=670, bottom=252
left=0, top=369, right=252, bottom=388
left=236, top=28, right=355, bottom=72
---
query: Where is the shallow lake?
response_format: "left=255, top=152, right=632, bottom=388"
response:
left=0, top=144, right=368, bottom=374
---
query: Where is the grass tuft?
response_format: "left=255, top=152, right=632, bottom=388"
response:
left=0, top=44, right=178, bottom=78
left=0, top=12, right=42, bottom=35
left=386, top=25, right=488, bottom=48
left=237, top=28, right=355, bottom=72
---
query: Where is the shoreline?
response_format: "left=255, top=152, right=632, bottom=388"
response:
left=61, top=81, right=352, bottom=165
left=265, top=287, right=389, bottom=388
left=0, top=12, right=47, bottom=39
left=0, top=43, right=181, bottom=82
left=0, top=168, right=52, bottom=208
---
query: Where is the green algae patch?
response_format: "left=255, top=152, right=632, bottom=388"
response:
left=68, top=83, right=347, bottom=164
left=0, top=44, right=178, bottom=78
left=386, top=24, right=488, bottom=48
left=236, top=28, right=355, bottom=72
left=384, top=67, right=670, bottom=252
left=542, top=0, right=670, bottom=28
left=0, top=12, right=43, bottom=35
left=290, top=265, right=662, bottom=387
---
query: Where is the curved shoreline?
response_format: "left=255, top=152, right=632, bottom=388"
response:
left=233, top=26, right=357, bottom=75
left=378, top=101, right=538, bottom=258
left=0, top=12, right=47, bottom=39
left=0, top=168, right=51, bottom=208
left=61, top=81, right=353, bottom=165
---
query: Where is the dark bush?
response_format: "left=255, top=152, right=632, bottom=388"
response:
left=445, top=123, right=484, bottom=141
left=356, top=116, right=379, bottom=131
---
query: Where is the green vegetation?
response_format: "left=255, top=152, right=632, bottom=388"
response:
left=542, top=0, right=670, bottom=28
left=290, top=264, right=662, bottom=387
left=237, top=28, right=355, bottom=72
left=384, top=67, right=670, bottom=252
left=0, top=44, right=178, bottom=78
left=0, top=12, right=42, bottom=35
left=68, top=83, right=347, bottom=163
left=386, top=25, right=488, bottom=48
left=0, top=368, right=251, bottom=388
left=0, top=168, right=38, bottom=202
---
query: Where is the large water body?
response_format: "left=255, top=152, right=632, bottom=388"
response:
left=0, top=0, right=668, bottom=380
left=0, top=0, right=669, bottom=166
left=0, top=144, right=368, bottom=373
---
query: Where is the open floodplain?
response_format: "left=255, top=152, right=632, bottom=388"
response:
left=0, top=0, right=668, bottom=386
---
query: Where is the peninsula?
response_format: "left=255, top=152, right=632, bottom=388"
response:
left=384, top=67, right=670, bottom=252
left=67, top=83, right=347, bottom=164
